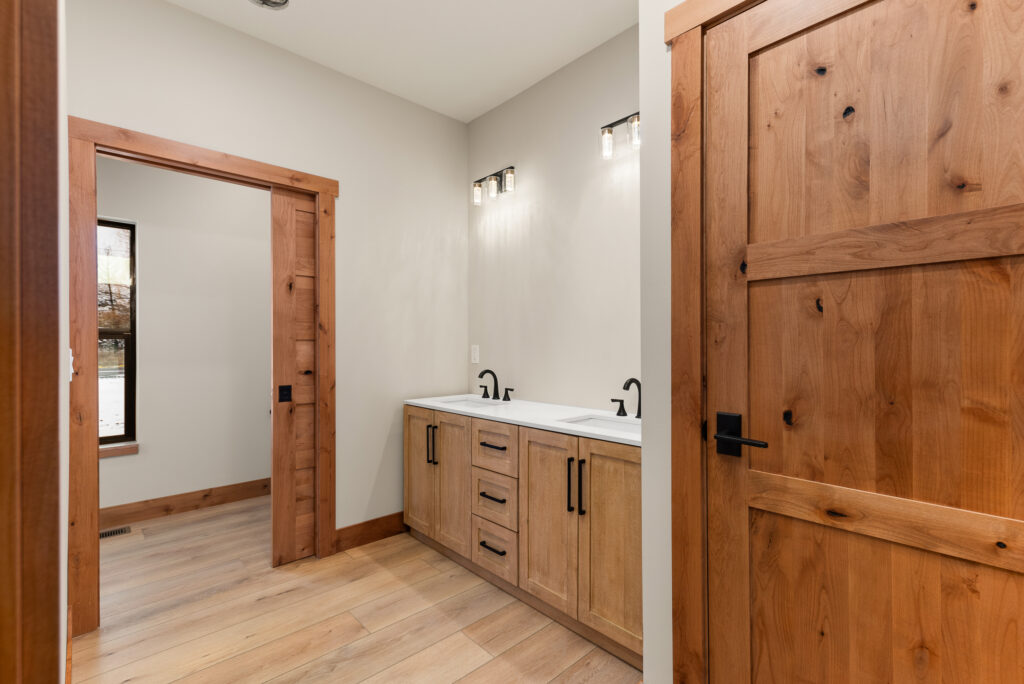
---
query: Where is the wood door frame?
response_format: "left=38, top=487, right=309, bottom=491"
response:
left=664, top=2, right=763, bottom=681
left=1, top=0, right=61, bottom=679
left=67, top=117, right=339, bottom=636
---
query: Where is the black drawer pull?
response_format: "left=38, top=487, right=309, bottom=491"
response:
left=479, top=540, right=507, bottom=557
left=479, top=491, right=507, bottom=504
left=479, top=441, right=507, bottom=452
left=578, top=458, right=586, bottom=516
left=567, top=457, right=575, bottom=512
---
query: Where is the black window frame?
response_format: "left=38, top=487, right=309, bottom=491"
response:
left=97, top=219, right=137, bottom=445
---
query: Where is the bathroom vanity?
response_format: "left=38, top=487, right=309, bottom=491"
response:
left=403, top=394, right=642, bottom=665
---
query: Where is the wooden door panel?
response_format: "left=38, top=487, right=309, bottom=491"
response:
left=518, top=428, right=579, bottom=617
left=403, top=406, right=435, bottom=535
left=704, top=0, right=1024, bottom=681
left=271, top=187, right=318, bottom=566
left=749, top=257, right=1024, bottom=518
left=750, top=511, right=1024, bottom=684
left=435, top=411, right=472, bottom=557
left=578, top=439, right=643, bottom=653
left=748, top=0, right=1024, bottom=245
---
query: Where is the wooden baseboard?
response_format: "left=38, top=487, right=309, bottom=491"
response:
left=98, top=478, right=271, bottom=530
left=335, top=511, right=408, bottom=552
left=409, top=530, right=643, bottom=671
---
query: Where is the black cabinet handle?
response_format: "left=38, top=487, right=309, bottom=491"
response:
left=577, top=458, right=586, bottom=515
left=425, top=424, right=432, bottom=464
left=431, top=425, right=438, bottom=464
left=479, top=540, right=507, bottom=557
left=479, top=491, right=507, bottom=504
left=566, top=457, right=575, bottom=512
left=479, top=441, right=507, bottom=452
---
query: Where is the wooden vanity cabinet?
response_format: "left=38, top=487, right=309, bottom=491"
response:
left=518, top=428, right=643, bottom=651
left=404, top=405, right=642, bottom=658
left=402, top=406, right=472, bottom=557
left=518, top=428, right=580, bottom=617
left=577, top=438, right=643, bottom=653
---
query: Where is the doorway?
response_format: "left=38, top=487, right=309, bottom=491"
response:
left=68, top=117, right=339, bottom=636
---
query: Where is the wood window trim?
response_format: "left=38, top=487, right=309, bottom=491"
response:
left=98, top=442, right=140, bottom=458
left=68, top=117, right=339, bottom=636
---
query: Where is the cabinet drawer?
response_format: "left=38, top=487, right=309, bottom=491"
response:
left=471, top=515, right=518, bottom=585
left=471, top=467, right=518, bottom=531
left=472, top=418, right=519, bottom=477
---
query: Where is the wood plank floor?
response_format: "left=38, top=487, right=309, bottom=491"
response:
left=72, top=496, right=642, bottom=683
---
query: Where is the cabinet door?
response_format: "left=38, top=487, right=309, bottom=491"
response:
left=577, top=438, right=642, bottom=653
left=433, top=411, right=472, bottom=557
left=403, top=405, right=435, bottom=535
left=518, top=428, right=579, bottom=617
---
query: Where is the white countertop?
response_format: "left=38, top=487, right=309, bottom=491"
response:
left=404, top=394, right=641, bottom=447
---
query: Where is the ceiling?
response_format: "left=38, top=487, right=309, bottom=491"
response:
left=163, top=0, right=639, bottom=123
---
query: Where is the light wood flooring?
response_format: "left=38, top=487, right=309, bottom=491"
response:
left=72, top=496, right=642, bottom=683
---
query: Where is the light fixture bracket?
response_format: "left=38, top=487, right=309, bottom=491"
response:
left=473, top=166, right=515, bottom=193
left=599, top=111, right=640, bottom=131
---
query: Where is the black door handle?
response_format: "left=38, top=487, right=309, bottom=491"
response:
left=566, top=457, right=575, bottom=512
left=479, top=491, right=507, bottom=504
left=713, top=411, right=767, bottom=457
left=425, top=424, right=432, bottom=464
left=479, top=441, right=507, bottom=452
left=479, top=540, right=507, bottom=557
left=430, top=425, right=438, bottom=464
left=577, top=459, right=586, bottom=515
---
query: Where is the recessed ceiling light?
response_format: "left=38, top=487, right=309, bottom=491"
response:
left=248, top=0, right=289, bottom=10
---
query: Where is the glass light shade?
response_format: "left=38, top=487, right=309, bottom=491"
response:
left=601, top=127, right=614, bottom=160
left=628, top=114, right=641, bottom=148
left=486, top=175, right=499, bottom=199
left=472, top=182, right=482, bottom=206
left=502, top=167, right=515, bottom=194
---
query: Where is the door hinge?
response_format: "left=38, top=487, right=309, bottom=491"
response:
left=701, top=420, right=707, bottom=441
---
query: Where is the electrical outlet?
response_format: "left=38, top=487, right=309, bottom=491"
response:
left=470, top=345, right=480, bottom=364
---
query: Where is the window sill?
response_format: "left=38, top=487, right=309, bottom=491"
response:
left=99, top=442, right=139, bottom=458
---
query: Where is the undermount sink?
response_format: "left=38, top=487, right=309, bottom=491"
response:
left=437, top=396, right=502, bottom=410
left=559, top=414, right=642, bottom=434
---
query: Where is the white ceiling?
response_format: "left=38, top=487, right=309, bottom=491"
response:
left=163, top=0, right=638, bottom=122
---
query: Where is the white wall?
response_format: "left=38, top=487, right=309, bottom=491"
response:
left=466, top=27, right=641, bottom=412
left=639, top=1, right=677, bottom=681
left=95, top=156, right=271, bottom=508
left=67, top=0, right=469, bottom=526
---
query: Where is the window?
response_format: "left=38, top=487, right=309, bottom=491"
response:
left=97, top=220, right=136, bottom=444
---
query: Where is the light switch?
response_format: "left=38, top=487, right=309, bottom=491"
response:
left=470, top=345, right=480, bottom=364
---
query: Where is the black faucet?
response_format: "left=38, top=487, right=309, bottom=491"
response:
left=623, top=377, right=641, bottom=419
left=478, top=369, right=500, bottom=401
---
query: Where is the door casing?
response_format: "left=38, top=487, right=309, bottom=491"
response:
left=67, top=117, right=339, bottom=636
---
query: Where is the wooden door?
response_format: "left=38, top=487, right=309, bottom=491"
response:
left=518, top=428, right=579, bottom=617
left=271, top=187, right=318, bottom=565
left=434, top=411, right=472, bottom=556
left=577, top=439, right=642, bottom=653
left=403, top=405, right=435, bottom=535
left=705, top=0, right=1024, bottom=681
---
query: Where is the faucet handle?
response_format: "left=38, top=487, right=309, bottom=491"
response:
left=502, top=388, right=514, bottom=402
left=479, top=385, right=490, bottom=399
left=611, top=399, right=627, bottom=417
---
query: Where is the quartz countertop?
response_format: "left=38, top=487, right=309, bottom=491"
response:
left=404, top=393, right=641, bottom=447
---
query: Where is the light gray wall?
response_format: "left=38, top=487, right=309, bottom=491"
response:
left=95, top=156, right=271, bottom=508
left=67, top=0, right=470, bottom=526
left=466, top=28, right=641, bottom=412
left=639, top=1, right=677, bottom=680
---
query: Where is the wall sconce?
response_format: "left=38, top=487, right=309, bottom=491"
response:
left=599, top=111, right=640, bottom=159
left=470, top=166, right=516, bottom=205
